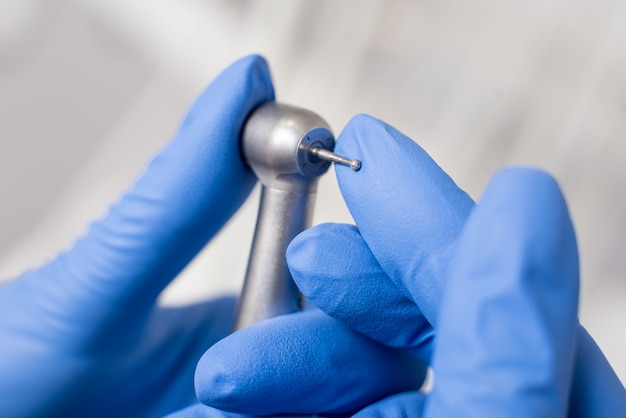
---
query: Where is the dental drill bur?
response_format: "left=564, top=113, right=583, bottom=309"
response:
left=234, top=102, right=360, bottom=330
left=309, top=146, right=361, bottom=171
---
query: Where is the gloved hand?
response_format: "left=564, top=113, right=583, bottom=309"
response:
left=0, top=55, right=273, bottom=417
left=286, top=115, right=626, bottom=417
left=0, top=56, right=425, bottom=418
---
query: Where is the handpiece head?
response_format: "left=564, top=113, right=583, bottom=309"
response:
left=242, top=102, right=335, bottom=192
left=242, top=102, right=361, bottom=192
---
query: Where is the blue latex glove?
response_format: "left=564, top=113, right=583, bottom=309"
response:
left=194, top=308, right=426, bottom=417
left=0, top=55, right=274, bottom=417
left=286, top=115, right=626, bottom=417
left=0, top=56, right=426, bottom=418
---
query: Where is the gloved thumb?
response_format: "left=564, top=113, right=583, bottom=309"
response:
left=426, top=168, right=579, bottom=417
left=11, top=55, right=274, bottom=345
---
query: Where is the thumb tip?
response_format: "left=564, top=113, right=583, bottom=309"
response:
left=194, top=337, right=251, bottom=411
left=286, top=225, right=327, bottom=271
left=481, top=166, right=574, bottom=240
left=238, top=53, right=272, bottom=81
left=489, top=166, right=561, bottom=198
left=287, top=224, right=361, bottom=296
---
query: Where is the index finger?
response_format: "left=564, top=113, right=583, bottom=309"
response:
left=334, top=114, right=475, bottom=326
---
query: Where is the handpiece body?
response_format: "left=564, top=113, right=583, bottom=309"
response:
left=234, top=102, right=335, bottom=330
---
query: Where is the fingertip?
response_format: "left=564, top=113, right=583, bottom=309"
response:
left=486, top=166, right=575, bottom=249
left=287, top=223, right=433, bottom=359
left=287, top=223, right=363, bottom=301
left=241, top=54, right=272, bottom=80
left=285, top=223, right=342, bottom=275
left=287, top=223, right=378, bottom=323
left=428, top=166, right=580, bottom=416
left=333, top=114, right=474, bottom=326
left=194, top=355, right=232, bottom=410
left=473, top=165, right=578, bottom=285
left=40, top=56, right=276, bottom=321
left=233, top=54, right=275, bottom=106
left=195, top=311, right=426, bottom=415
left=195, top=314, right=307, bottom=412
left=179, top=54, right=275, bottom=138
left=335, top=114, right=419, bottom=179
left=353, top=391, right=427, bottom=418
left=164, top=404, right=249, bottom=418
left=483, top=166, right=565, bottom=209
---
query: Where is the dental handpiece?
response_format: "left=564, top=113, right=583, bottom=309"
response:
left=233, top=102, right=360, bottom=330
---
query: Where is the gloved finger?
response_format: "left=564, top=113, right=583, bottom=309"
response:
left=288, top=223, right=434, bottom=362
left=352, top=391, right=427, bottom=418
left=568, top=325, right=626, bottom=418
left=195, top=309, right=428, bottom=416
left=334, top=114, right=475, bottom=326
left=165, top=403, right=252, bottom=418
left=15, top=55, right=274, bottom=339
left=165, top=404, right=335, bottom=418
left=426, top=168, right=580, bottom=417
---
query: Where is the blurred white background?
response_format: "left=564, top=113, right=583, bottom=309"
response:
left=0, top=0, right=624, bottom=382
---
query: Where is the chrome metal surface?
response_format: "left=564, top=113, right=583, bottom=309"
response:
left=309, top=146, right=361, bottom=171
left=234, top=102, right=335, bottom=330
